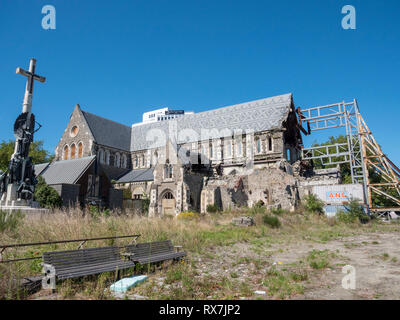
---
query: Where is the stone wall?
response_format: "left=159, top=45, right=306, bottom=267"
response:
left=55, top=105, right=94, bottom=161
left=202, top=159, right=300, bottom=212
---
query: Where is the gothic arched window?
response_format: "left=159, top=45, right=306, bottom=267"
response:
left=134, top=156, right=138, bottom=168
left=63, top=145, right=69, bottom=160
left=105, top=150, right=110, bottom=165
left=165, top=164, right=173, bottom=179
left=70, top=144, right=76, bottom=159
left=256, top=138, right=261, bottom=154
left=268, top=136, right=273, bottom=152
left=226, top=141, right=232, bottom=157
left=237, top=140, right=242, bottom=156
left=115, top=153, right=121, bottom=168
left=163, top=191, right=174, bottom=199
left=99, top=149, right=105, bottom=164
left=78, top=142, right=83, bottom=158
left=122, top=154, right=127, bottom=168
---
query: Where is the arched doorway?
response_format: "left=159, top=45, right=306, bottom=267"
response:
left=161, top=190, right=175, bottom=215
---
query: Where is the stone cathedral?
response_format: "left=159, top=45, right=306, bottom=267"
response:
left=37, top=93, right=320, bottom=215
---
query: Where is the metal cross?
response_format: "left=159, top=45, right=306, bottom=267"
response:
left=16, top=58, right=46, bottom=114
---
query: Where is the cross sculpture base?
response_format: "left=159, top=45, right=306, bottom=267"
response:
left=0, top=183, right=48, bottom=214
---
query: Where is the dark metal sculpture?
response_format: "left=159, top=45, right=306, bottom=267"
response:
left=0, top=58, right=45, bottom=205
left=9, top=112, right=38, bottom=199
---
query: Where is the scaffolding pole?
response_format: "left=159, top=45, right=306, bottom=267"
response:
left=300, top=99, right=400, bottom=214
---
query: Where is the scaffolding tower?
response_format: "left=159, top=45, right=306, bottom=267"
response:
left=299, top=99, right=400, bottom=214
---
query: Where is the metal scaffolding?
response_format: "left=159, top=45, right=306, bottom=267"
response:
left=299, top=99, right=400, bottom=213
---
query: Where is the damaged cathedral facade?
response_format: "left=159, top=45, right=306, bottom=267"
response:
left=38, top=93, right=321, bottom=215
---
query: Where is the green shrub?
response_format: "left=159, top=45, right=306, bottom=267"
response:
left=34, top=176, right=62, bottom=209
left=337, top=198, right=370, bottom=223
left=270, top=207, right=287, bottom=215
left=88, top=205, right=110, bottom=218
left=0, top=210, right=24, bottom=232
left=303, top=194, right=324, bottom=215
left=336, top=210, right=356, bottom=223
left=262, top=214, right=281, bottom=228
left=249, top=201, right=266, bottom=215
left=306, top=249, right=335, bottom=269
left=122, top=188, right=132, bottom=199
left=206, top=204, right=220, bottom=213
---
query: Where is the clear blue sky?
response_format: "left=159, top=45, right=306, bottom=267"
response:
left=0, top=0, right=399, bottom=163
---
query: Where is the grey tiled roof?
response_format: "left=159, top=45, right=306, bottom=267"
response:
left=34, top=162, right=50, bottom=176
left=82, top=111, right=132, bottom=151
left=130, top=93, right=293, bottom=151
left=40, top=156, right=96, bottom=185
left=117, top=168, right=154, bottom=183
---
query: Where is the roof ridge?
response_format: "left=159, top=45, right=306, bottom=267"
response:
left=131, top=93, right=292, bottom=130
left=82, top=110, right=131, bottom=129
left=56, top=155, right=96, bottom=163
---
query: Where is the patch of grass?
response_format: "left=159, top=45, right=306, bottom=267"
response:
left=177, top=211, right=200, bottom=220
left=206, top=204, right=220, bottom=213
left=262, top=215, right=281, bottom=228
left=381, top=253, right=390, bottom=261
left=306, top=250, right=336, bottom=269
left=270, top=208, right=288, bottom=216
left=0, top=210, right=24, bottom=233
left=289, top=270, right=308, bottom=282
left=262, top=268, right=305, bottom=299
left=165, top=265, right=185, bottom=284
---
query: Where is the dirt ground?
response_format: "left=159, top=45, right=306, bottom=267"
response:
left=191, top=231, right=400, bottom=300
left=135, top=230, right=400, bottom=300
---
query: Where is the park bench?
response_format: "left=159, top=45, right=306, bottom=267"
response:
left=123, top=240, right=186, bottom=265
left=42, top=246, right=136, bottom=282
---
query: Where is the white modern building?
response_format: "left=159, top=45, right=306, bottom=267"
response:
left=140, top=107, right=194, bottom=124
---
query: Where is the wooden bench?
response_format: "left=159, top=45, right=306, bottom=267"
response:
left=42, top=246, right=135, bottom=282
left=123, top=240, right=186, bottom=265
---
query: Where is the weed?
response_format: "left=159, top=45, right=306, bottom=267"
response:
left=263, top=267, right=305, bottom=299
left=306, top=250, right=335, bottom=269
left=206, top=204, right=220, bottom=213
left=303, top=194, right=324, bottom=215
left=262, top=214, right=281, bottom=228
left=0, top=210, right=24, bottom=233
left=270, top=208, right=288, bottom=216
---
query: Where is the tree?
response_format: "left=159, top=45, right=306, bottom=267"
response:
left=34, top=176, right=62, bottom=208
left=313, top=135, right=400, bottom=208
left=0, top=140, right=54, bottom=172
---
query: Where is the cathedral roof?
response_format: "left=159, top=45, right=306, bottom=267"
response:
left=130, top=93, right=293, bottom=152
left=81, top=111, right=132, bottom=151
left=117, top=168, right=154, bottom=183
left=36, top=156, right=96, bottom=185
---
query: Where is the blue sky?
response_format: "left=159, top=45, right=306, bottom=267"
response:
left=0, top=0, right=399, bottom=163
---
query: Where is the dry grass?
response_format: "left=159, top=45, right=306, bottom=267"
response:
left=0, top=206, right=398, bottom=299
